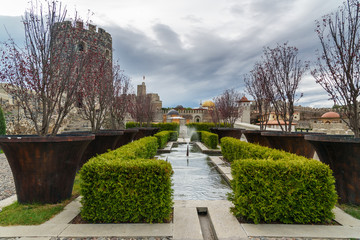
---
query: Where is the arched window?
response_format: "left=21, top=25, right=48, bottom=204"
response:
left=78, top=41, right=86, bottom=52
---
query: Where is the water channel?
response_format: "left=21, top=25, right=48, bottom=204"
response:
left=156, top=143, right=232, bottom=200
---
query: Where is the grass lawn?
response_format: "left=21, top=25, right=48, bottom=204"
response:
left=0, top=174, right=81, bottom=226
left=338, top=204, right=360, bottom=220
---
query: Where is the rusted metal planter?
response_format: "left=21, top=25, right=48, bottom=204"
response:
left=261, top=132, right=325, bottom=158
left=305, top=135, right=360, bottom=205
left=242, top=130, right=272, bottom=147
left=114, top=128, right=139, bottom=149
left=0, top=134, right=94, bottom=204
left=210, top=128, right=244, bottom=142
left=133, top=127, right=160, bottom=140
left=78, top=130, right=124, bottom=169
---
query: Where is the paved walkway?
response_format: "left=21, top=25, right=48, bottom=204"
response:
left=1, top=140, right=360, bottom=239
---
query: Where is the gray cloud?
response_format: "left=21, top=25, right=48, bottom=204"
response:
left=0, top=0, right=341, bottom=108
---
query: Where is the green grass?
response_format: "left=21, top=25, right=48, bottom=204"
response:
left=0, top=174, right=81, bottom=226
left=339, top=204, right=360, bottom=220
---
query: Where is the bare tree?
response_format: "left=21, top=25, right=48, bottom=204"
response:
left=214, top=88, right=243, bottom=128
left=129, top=93, right=154, bottom=127
left=109, top=63, right=133, bottom=129
left=244, top=62, right=271, bottom=130
left=312, top=0, right=360, bottom=137
left=0, top=0, right=91, bottom=135
left=78, top=50, right=113, bottom=132
left=262, top=43, right=308, bottom=132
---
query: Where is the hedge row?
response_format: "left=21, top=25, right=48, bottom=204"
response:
left=201, top=131, right=218, bottom=149
left=190, top=131, right=218, bottom=149
left=154, top=131, right=178, bottom=149
left=220, top=137, right=309, bottom=163
left=126, top=122, right=179, bottom=132
left=186, top=122, right=215, bottom=132
left=222, top=137, right=337, bottom=224
left=79, top=137, right=173, bottom=223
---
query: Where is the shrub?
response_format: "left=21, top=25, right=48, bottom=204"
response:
left=0, top=106, right=5, bottom=135
left=186, top=122, right=215, bottom=132
left=230, top=158, right=337, bottom=224
left=80, top=136, right=173, bottom=223
left=80, top=158, right=173, bottom=223
left=190, top=131, right=202, bottom=141
left=201, top=131, right=218, bottom=149
left=220, top=137, right=308, bottom=163
left=154, top=131, right=170, bottom=149
left=98, top=136, right=158, bottom=161
left=126, top=122, right=140, bottom=129
left=169, top=131, right=178, bottom=141
left=152, top=123, right=179, bottom=132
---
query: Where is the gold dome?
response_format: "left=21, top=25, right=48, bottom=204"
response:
left=202, top=100, right=215, bottom=108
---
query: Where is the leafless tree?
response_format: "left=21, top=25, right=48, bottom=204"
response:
left=244, top=62, right=271, bottom=130
left=262, top=43, right=308, bottom=132
left=214, top=88, right=243, bottom=128
left=312, top=0, right=360, bottom=137
left=129, top=93, right=154, bottom=127
left=78, top=51, right=113, bottom=132
left=109, top=63, right=133, bottom=129
left=0, top=0, right=90, bottom=135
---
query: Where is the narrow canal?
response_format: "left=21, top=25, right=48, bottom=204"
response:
left=157, top=143, right=231, bottom=200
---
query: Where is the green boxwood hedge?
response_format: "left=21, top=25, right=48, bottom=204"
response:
left=126, top=122, right=179, bottom=132
left=230, top=158, right=337, bottom=224
left=201, top=131, right=218, bottom=149
left=80, top=158, right=173, bottom=223
left=79, top=136, right=173, bottom=223
left=190, top=131, right=201, bottom=141
left=223, top=137, right=337, bottom=224
left=186, top=122, right=215, bottom=132
left=220, top=137, right=309, bottom=163
left=154, top=131, right=178, bottom=149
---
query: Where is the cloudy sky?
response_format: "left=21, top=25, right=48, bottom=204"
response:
left=0, top=0, right=341, bottom=108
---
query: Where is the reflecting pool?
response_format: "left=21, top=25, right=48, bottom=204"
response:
left=157, top=143, right=232, bottom=200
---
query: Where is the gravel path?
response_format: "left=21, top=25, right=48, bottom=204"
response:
left=0, top=153, right=15, bottom=201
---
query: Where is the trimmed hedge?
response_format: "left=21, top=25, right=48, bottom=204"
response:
left=220, top=137, right=308, bottom=163
left=201, top=131, right=218, bottom=149
left=186, top=122, right=215, bottom=132
left=223, top=137, right=337, bottom=224
left=230, top=158, right=337, bottom=224
left=154, top=131, right=178, bottom=149
left=80, top=136, right=173, bottom=223
left=190, top=131, right=202, bottom=141
left=98, top=136, right=158, bottom=161
left=80, top=158, right=173, bottom=223
left=126, top=122, right=179, bottom=132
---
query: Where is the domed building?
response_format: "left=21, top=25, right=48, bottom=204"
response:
left=320, top=111, right=341, bottom=123
left=202, top=100, right=215, bottom=108
left=165, top=109, right=185, bottom=124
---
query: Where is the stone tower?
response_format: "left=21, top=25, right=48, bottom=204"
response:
left=51, top=20, right=113, bottom=77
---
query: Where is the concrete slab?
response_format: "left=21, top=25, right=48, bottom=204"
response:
left=0, top=195, right=17, bottom=208
left=59, top=223, right=172, bottom=238
left=208, top=205, right=248, bottom=240
left=242, top=223, right=360, bottom=239
left=0, top=224, right=67, bottom=238
left=173, top=206, right=202, bottom=240
left=333, top=206, right=360, bottom=227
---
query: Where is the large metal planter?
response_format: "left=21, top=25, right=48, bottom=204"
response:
left=242, top=130, right=272, bottom=147
left=261, top=132, right=325, bottom=159
left=210, top=128, right=244, bottom=142
left=133, top=127, right=160, bottom=140
left=79, top=130, right=124, bottom=169
left=305, top=135, right=360, bottom=205
left=114, top=128, right=139, bottom=149
left=0, top=134, right=94, bottom=204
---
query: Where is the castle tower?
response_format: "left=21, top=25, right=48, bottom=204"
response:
left=51, top=20, right=113, bottom=80
left=137, top=77, right=147, bottom=96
